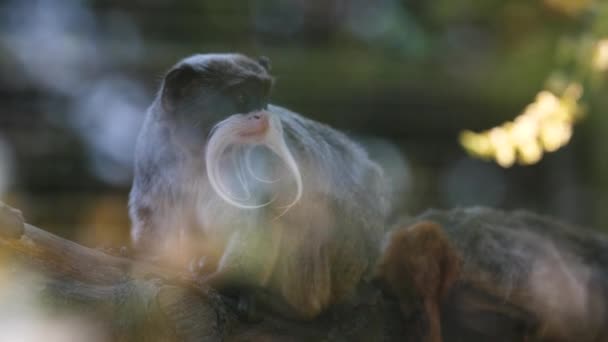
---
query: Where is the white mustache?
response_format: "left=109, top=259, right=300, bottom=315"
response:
left=205, top=110, right=303, bottom=216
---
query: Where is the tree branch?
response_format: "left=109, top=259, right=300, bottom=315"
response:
left=1, top=202, right=606, bottom=341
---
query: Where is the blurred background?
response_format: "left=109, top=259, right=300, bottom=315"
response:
left=0, top=0, right=607, bottom=249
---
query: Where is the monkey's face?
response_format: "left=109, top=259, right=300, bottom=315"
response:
left=205, top=109, right=303, bottom=212
left=159, top=54, right=273, bottom=137
left=158, top=54, right=301, bottom=213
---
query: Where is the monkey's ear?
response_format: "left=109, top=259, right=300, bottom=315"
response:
left=161, top=65, right=198, bottom=111
left=257, top=56, right=271, bottom=72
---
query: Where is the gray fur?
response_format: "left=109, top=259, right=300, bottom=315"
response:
left=129, top=54, right=389, bottom=318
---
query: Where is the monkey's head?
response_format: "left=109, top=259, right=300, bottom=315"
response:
left=159, top=53, right=273, bottom=138
left=158, top=53, right=302, bottom=213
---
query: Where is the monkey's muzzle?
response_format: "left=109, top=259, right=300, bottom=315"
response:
left=237, top=111, right=270, bottom=142
left=205, top=109, right=303, bottom=211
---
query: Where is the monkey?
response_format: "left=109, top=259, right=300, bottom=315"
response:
left=374, top=221, right=462, bottom=342
left=128, top=53, right=390, bottom=319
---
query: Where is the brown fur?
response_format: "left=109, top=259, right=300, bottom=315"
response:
left=375, top=221, right=462, bottom=342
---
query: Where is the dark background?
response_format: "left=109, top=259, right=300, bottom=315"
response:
left=0, top=0, right=606, bottom=247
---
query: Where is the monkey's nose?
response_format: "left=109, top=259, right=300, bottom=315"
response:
left=239, top=111, right=270, bottom=138
left=245, top=111, right=268, bottom=123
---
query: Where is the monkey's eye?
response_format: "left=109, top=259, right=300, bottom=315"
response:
left=234, top=91, right=256, bottom=112
left=231, top=87, right=265, bottom=112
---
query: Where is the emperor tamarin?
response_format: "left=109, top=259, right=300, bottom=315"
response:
left=129, top=53, right=389, bottom=319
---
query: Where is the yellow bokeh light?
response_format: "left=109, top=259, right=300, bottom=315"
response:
left=593, top=39, right=608, bottom=71
left=459, top=131, right=493, bottom=159
left=488, top=127, right=515, bottom=167
left=540, top=120, right=573, bottom=152
left=460, top=83, right=583, bottom=167
left=517, top=140, right=543, bottom=165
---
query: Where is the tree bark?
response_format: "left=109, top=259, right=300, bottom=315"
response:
left=0, top=202, right=606, bottom=341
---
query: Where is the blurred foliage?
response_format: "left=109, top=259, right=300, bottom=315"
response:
left=461, top=84, right=584, bottom=167
left=461, top=0, right=608, bottom=167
